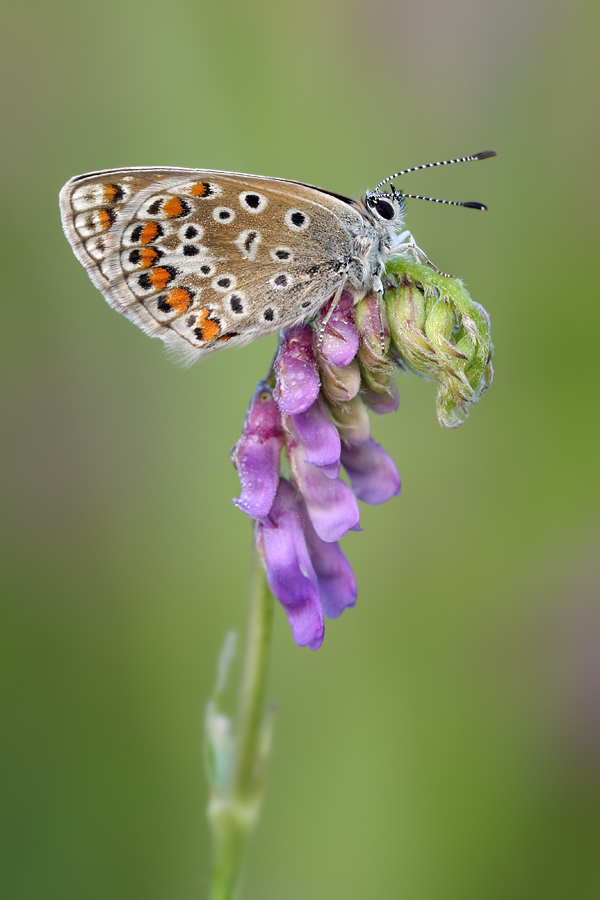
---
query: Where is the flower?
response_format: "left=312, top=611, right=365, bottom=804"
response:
left=256, top=478, right=325, bottom=650
left=231, top=383, right=284, bottom=519
left=231, top=259, right=493, bottom=648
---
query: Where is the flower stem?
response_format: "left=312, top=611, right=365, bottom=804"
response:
left=208, top=538, right=274, bottom=900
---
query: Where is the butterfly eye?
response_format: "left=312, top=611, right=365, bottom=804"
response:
left=374, top=198, right=395, bottom=221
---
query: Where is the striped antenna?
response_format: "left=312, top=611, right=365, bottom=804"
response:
left=400, top=194, right=488, bottom=211
left=375, top=150, right=497, bottom=192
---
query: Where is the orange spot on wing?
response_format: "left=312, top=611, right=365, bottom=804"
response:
left=166, top=288, right=192, bottom=314
left=98, top=209, right=112, bottom=230
left=104, top=184, right=117, bottom=202
left=139, top=248, right=158, bottom=268
left=191, top=182, right=208, bottom=197
left=150, top=268, right=172, bottom=290
left=141, top=222, right=158, bottom=244
left=163, top=197, right=184, bottom=217
left=195, top=308, right=220, bottom=342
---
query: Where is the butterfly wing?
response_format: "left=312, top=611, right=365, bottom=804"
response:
left=59, top=167, right=366, bottom=363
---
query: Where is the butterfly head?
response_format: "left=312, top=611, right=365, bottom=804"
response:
left=363, top=187, right=406, bottom=229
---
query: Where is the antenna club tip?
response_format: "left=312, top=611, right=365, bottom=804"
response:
left=474, top=150, right=497, bottom=160
left=463, top=202, right=489, bottom=210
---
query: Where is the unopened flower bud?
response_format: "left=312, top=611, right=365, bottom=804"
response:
left=385, top=281, right=434, bottom=367
left=274, top=324, right=320, bottom=415
left=326, top=395, right=371, bottom=447
left=354, top=294, right=391, bottom=361
left=424, top=298, right=457, bottom=347
left=385, top=259, right=493, bottom=428
left=354, top=293, right=396, bottom=397
left=320, top=357, right=362, bottom=404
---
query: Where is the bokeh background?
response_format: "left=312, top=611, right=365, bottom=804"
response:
left=2, top=1, right=599, bottom=897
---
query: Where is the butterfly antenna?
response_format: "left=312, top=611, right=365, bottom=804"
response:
left=375, top=149, right=497, bottom=192
left=398, top=192, right=489, bottom=211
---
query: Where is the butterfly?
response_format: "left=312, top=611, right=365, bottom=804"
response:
left=59, top=152, right=495, bottom=364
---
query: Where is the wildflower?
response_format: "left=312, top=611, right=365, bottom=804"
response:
left=231, top=384, right=284, bottom=519
left=256, top=478, right=325, bottom=650
left=272, top=324, right=320, bottom=414
left=341, top=440, right=400, bottom=505
left=231, top=260, right=493, bottom=648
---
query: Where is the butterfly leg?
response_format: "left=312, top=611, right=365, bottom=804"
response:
left=392, top=231, right=455, bottom=279
left=316, top=278, right=347, bottom=347
left=368, top=273, right=388, bottom=353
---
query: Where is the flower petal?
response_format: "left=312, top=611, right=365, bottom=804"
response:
left=289, top=396, right=341, bottom=469
left=257, top=479, right=324, bottom=650
left=317, top=292, right=359, bottom=367
left=304, top=516, right=357, bottom=619
left=231, top=384, right=284, bottom=519
left=341, top=439, right=401, bottom=504
left=362, top=382, right=400, bottom=415
left=289, top=443, right=360, bottom=541
left=274, top=324, right=320, bottom=415
left=319, top=461, right=341, bottom=479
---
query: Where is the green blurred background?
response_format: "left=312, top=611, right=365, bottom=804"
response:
left=2, top=1, right=599, bottom=897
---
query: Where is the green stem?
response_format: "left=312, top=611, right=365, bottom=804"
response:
left=208, top=539, right=274, bottom=900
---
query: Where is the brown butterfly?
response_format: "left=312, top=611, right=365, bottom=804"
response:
left=59, top=153, right=495, bottom=363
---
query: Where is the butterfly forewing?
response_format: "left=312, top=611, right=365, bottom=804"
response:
left=60, top=167, right=364, bottom=363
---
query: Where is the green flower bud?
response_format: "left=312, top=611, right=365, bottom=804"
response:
left=326, top=395, right=371, bottom=447
left=354, top=294, right=391, bottom=360
left=385, top=257, right=493, bottom=428
left=320, top=357, right=362, bottom=404
left=354, top=293, right=397, bottom=398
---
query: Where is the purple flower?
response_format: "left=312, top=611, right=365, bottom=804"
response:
left=273, top=324, right=320, bottom=414
left=341, top=439, right=401, bottom=505
left=257, top=479, right=324, bottom=650
left=288, top=438, right=360, bottom=542
left=317, top=292, right=359, bottom=367
left=233, top=291, right=404, bottom=649
left=231, top=384, right=283, bottom=519
left=362, top=382, right=400, bottom=415
left=303, top=514, right=357, bottom=619
left=289, top=395, right=341, bottom=471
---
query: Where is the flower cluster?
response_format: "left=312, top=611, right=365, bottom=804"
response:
left=231, top=258, right=492, bottom=649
